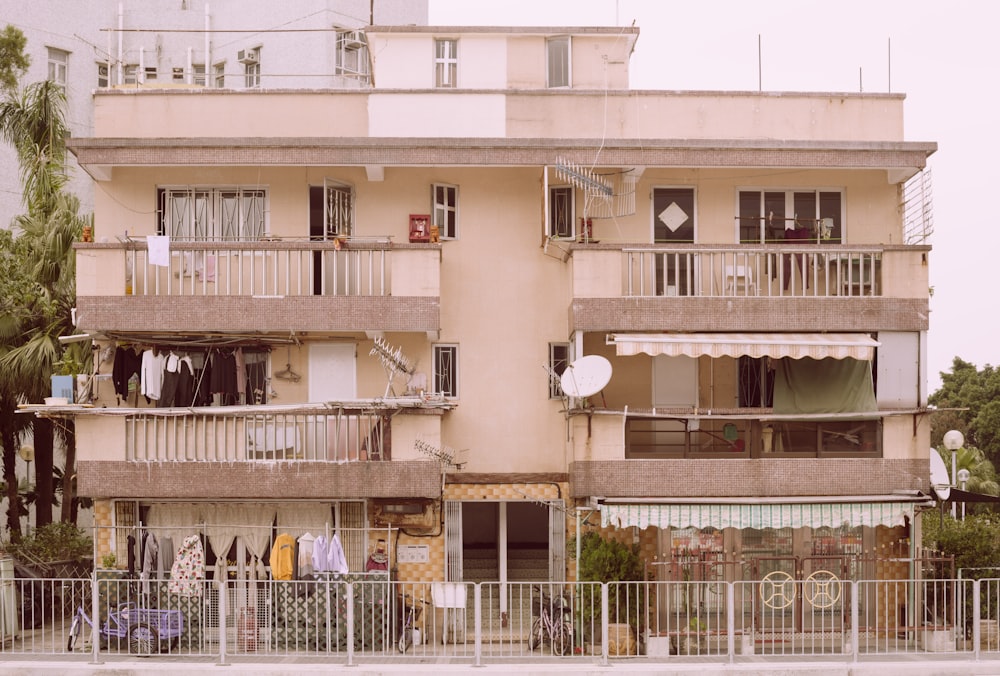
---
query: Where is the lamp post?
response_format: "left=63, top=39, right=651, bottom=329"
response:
left=957, top=468, right=970, bottom=520
left=943, top=430, right=965, bottom=519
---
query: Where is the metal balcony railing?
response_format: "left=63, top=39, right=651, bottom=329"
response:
left=124, top=409, right=388, bottom=462
left=622, top=247, right=882, bottom=298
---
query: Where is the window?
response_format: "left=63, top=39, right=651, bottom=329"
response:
left=336, top=30, right=369, bottom=80
left=123, top=64, right=139, bottom=85
left=47, top=48, right=68, bottom=85
left=548, top=343, right=570, bottom=398
left=309, top=179, right=354, bottom=239
left=97, top=63, right=109, bottom=88
left=435, top=39, right=457, bottom=88
left=158, top=187, right=267, bottom=241
left=193, top=64, right=206, bottom=86
left=172, top=67, right=185, bottom=83
left=738, top=189, right=843, bottom=243
left=245, top=60, right=260, bottom=88
left=433, top=345, right=458, bottom=398
left=432, top=183, right=458, bottom=239
left=143, top=66, right=157, bottom=83
left=213, top=62, right=225, bottom=88
left=548, top=186, right=574, bottom=238
left=546, top=37, right=570, bottom=88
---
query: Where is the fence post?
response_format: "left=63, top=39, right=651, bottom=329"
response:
left=600, top=583, right=609, bottom=665
left=850, top=580, right=859, bottom=662
left=474, top=582, right=482, bottom=667
left=90, top=571, right=101, bottom=664
left=726, top=582, right=735, bottom=662
left=346, top=582, right=355, bottom=666
left=973, top=579, right=981, bottom=661
left=217, top=578, right=228, bottom=665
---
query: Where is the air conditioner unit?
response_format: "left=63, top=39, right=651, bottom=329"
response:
left=237, top=49, right=258, bottom=64
left=341, top=30, right=365, bottom=49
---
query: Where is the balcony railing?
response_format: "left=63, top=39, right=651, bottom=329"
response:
left=125, top=241, right=389, bottom=297
left=124, top=409, right=388, bottom=462
left=623, top=247, right=881, bottom=298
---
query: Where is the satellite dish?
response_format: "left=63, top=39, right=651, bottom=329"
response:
left=560, top=355, right=612, bottom=398
left=929, top=447, right=951, bottom=501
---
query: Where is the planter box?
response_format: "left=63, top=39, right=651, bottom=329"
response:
left=920, top=628, right=955, bottom=652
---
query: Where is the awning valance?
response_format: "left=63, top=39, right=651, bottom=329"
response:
left=601, top=499, right=921, bottom=531
left=607, top=332, right=879, bottom=361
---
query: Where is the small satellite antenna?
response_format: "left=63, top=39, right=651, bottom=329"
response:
left=929, top=447, right=951, bottom=501
left=560, top=355, right=612, bottom=404
left=414, top=438, right=467, bottom=470
left=369, top=337, right=415, bottom=398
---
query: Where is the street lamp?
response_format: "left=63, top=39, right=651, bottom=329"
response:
left=943, top=430, right=965, bottom=519
left=957, top=468, right=970, bottom=520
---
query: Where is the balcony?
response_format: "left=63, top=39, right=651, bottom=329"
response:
left=567, top=409, right=928, bottom=501
left=70, top=402, right=450, bottom=500
left=570, top=244, right=930, bottom=334
left=74, top=239, right=441, bottom=334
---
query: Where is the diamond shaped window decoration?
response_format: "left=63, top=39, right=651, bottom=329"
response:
left=658, top=202, right=688, bottom=232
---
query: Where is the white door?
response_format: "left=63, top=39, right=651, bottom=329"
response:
left=308, top=343, right=357, bottom=401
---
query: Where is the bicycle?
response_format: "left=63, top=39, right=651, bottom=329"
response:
left=67, top=602, right=184, bottom=656
left=397, top=593, right=428, bottom=653
left=528, top=587, right=574, bottom=656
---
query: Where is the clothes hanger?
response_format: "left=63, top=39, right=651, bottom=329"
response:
left=274, top=345, right=301, bottom=383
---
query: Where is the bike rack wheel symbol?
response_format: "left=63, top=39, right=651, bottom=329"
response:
left=804, top=570, right=842, bottom=609
left=759, top=570, right=796, bottom=609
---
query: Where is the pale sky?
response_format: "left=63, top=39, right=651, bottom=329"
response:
left=429, top=0, right=1000, bottom=393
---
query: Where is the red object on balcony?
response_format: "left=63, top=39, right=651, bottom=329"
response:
left=409, top=214, right=431, bottom=243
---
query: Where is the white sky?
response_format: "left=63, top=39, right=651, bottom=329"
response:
left=429, top=0, right=1000, bottom=393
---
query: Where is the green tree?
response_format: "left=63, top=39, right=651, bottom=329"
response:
left=0, top=25, right=30, bottom=93
left=0, top=76, right=88, bottom=531
left=930, top=358, right=1000, bottom=463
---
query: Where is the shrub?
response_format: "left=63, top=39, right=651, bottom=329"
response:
left=4, top=522, right=92, bottom=563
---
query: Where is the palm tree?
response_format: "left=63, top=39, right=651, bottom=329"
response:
left=0, top=79, right=87, bottom=529
left=936, top=445, right=1000, bottom=515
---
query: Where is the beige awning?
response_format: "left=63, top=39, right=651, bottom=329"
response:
left=607, top=332, right=879, bottom=361
left=600, top=497, right=928, bottom=530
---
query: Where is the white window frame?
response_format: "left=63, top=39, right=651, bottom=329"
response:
left=546, top=36, right=571, bottom=88
left=245, top=60, right=260, bottom=88
left=432, top=183, right=459, bottom=239
left=213, top=62, right=225, bottom=88
left=548, top=343, right=570, bottom=398
left=336, top=30, right=370, bottom=80
left=97, top=63, right=109, bottom=88
left=160, top=186, right=268, bottom=241
left=433, top=344, right=459, bottom=398
left=47, top=48, right=68, bottom=85
left=548, top=185, right=575, bottom=238
left=435, top=39, right=458, bottom=88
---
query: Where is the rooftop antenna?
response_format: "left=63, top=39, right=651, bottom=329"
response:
left=369, top=336, right=415, bottom=397
left=414, top=438, right=467, bottom=470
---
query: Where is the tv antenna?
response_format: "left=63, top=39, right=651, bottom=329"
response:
left=414, top=438, right=467, bottom=470
left=369, top=337, right=415, bottom=397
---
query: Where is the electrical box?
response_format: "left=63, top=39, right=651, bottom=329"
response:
left=397, top=545, right=429, bottom=563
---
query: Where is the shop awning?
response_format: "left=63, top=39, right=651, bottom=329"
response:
left=943, top=488, right=1000, bottom=504
left=600, top=497, right=929, bottom=531
left=607, top=332, right=879, bottom=361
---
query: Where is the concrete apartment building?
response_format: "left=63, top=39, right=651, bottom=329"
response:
left=39, top=13, right=937, bottom=632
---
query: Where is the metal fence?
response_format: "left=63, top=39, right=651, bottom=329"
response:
left=2, top=575, right=1000, bottom=664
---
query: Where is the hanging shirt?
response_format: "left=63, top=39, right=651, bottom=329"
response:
left=140, top=350, right=166, bottom=401
left=312, top=535, right=330, bottom=573
left=168, top=535, right=205, bottom=597
left=297, top=533, right=316, bottom=577
left=269, top=532, right=296, bottom=581
left=328, top=533, right=349, bottom=574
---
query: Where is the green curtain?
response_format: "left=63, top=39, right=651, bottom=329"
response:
left=773, top=357, right=876, bottom=414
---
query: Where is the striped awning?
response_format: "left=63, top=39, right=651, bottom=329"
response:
left=600, top=500, right=919, bottom=531
left=607, top=332, right=879, bottom=361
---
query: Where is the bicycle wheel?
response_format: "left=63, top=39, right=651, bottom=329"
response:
left=528, top=617, right=543, bottom=650
left=398, top=627, right=412, bottom=653
left=67, top=613, right=81, bottom=652
left=128, top=622, right=159, bottom=657
left=552, top=622, right=574, bottom=656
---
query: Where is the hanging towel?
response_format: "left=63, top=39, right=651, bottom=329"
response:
left=147, top=235, right=170, bottom=267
